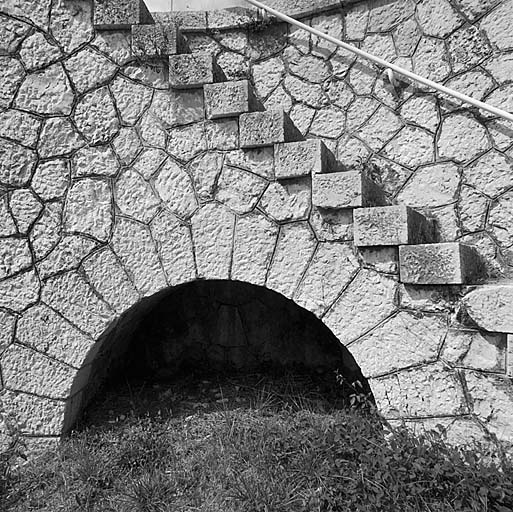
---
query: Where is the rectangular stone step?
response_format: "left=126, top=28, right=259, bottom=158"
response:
left=275, top=139, right=337, bottom=179
left=354, top=205, right=435, bottom=247
left=399, top=242, right=484, bottom=285
left=204, top=80, right=263, bottom=120
left=239, top=110, right=303, bottom=149
left=312, top=171, right=387, bottom=210
left=168, top=53, right=223, bottom=89
left=94, top=0, right=153, bottom=29
left=132, top=23, right=188, bottom=57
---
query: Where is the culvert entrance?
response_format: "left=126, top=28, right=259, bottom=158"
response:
left=74, top=280, right=371, bottom=428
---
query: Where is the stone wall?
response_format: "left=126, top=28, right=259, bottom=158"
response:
left=1, top=0, right=513, bottom=455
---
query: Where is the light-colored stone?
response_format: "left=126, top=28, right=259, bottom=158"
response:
left=361, top=33, right=396, bottom=62
left=187, top=152, right=223, bottom=202
left=463, top=285, right=513, bottom=333
left=167, top=123, right=207, bottom=162
left=484, top=53, right=513, bottom=85
left=19, top=31, right=61, bottom=70
left=354, top=205, right=434, bottom=247
left=205, top=119, right=239, bottom=151
left=147, top=89, right=204, bottom=130
left=458, top=186, right=488, bottom=233
left=153, top=159, right=198, bottom=220
left=295, top=242, right=359, bottom=317
left=0, top=109, right=40, bottom=147
left=448, top=26, right=492, bottom=74
left=216, top=165, right=267, bottom=215
left=150, top=211, right=196, bottom=286
left=413, top=37, right=451, bottom=82
left=382, top=126, right=434, bottom=168
left=74, top=87, right=119, bottom=144
left=111, top=217, right=167, bottom=297
left=38, top=117, right=84, bottom=158
left=0, top=194, right=16, bottom=237
left=0, top=56, right=25, bottom=108
left=310, top=105, right=345, bottom=139
left=0, top=270, right=39, bottom=312
left=204, top=80, right=259, bottom=119
left=481, top=0, right=513, bottom=51
left=64, top=179, right=113, bottom=242
left=110, top=74, right=152, bottom=125
left=323, top=269, right=398, bottom=344
left=289, top=104, right=316, bottom=136
left=17, top=304, right=94, bottom=368
left=133, top=148, right=168, bottom=181
left=251, top=56, right=285, bottom=99
left=259, top=179, right=311, bottom=222
left=82, top=247, right=139, bottom=314
left=30, top=202, right=62, bottom=260
left=0, top=14, right=30, bottom=54
left=0, top=309, right=16, bottom=354
left=442, top=329, right=506, bottom=372
left=464, top=150, right=513, bottom=198
left=266, top=222, right=317, bottom=299
left=10, top=189, right=42, bottom=234
left=283, top=46, right=330, bottom=83
left=37, top=234, right=96, bottom=279
left=72, top=146, right=119, bottom=178
left=283, top=75, right=325, bottom=109
left=232, top=213, right=279, bottom=286
left=400, top=96, right=439, bottom=132
left=393, top=17, right=421, bottom=57
left=345, top=2, right=369, bottom=40
left=225, top=147, right=274, bottom=180
left=357, top=106, right=403, bottom=151
left=352, top=312, right=446, bottom=378
left=115, top=169, right=159, bottom=223
left=168, top=52, right=216, bottom=89
left=371, top=363, right=468, bottom=417
left=192, top=203, right=235, bottom=280
left=416, top=0, right=463, bottom=38
left=275, top=140, right=334, bottom=179
left=368, top=0, right=414, bottom=32
left=0, top=139, right=36, bottom=187
left=15, top=64, right=73, bottom=115
left=488, top=191, right=513, bottom=248
left=112, top=127, right=143, bottom=166
left=0, top=238, right=32, bottom=279
left=359, top=247, right=399, bottom=274
left=310, top=207, right=353, bottom=242
left=397, top=163, right=460, bottom=208
left=31, top=160, right=69, bottom=201
left=42, top=271, right=114, bottom=338
left=399, top=242, right=483, bottom=285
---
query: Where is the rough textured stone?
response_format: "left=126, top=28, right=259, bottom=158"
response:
left=393, top=17, right=421, bottom=57
left=372, top=363, right=468, bottom=417
left=15, top=64, right=73, bottom=115
left=275, top=140, right=335, bottom=179
left=310, top=207, right=353, bottom=242
left=17, top=304, right=94, bottom=368
left=93, top=0, right=153, bottom=28
left=64, top=179, right=113, bottom=242
left=240, top=110, right=303, bottom=149
left=484, top=53, right=513, bottom=85
left=383, top=126, right=434, bottom=168
left=205, top=119, right=239, bottom=151
left=112, top=127, right=143, bottom=166
left=19, top=32, right=61, bottom=70
left=232, top=213, right=279, bottom=286
left=146, top=89, right=204, bottom=130
left=42, top=271, right=114, bottom=338
left=284, top=75, right=325, bottom=109
left=110, top=75, right=152, bottom=125
left=357, top=106, right=403, bottom=151
left=259, top=179, right=311, bottom=222
left=0, top=14, right=30, bottom=54
left=399, top=243, right=483, bottom=285
left=0, top=109, right=40, bottom=148
left=0, top=56, right=25, bottom=108
left=168, top=53, right=217, bottom=89
left=354, top=205, right=435, bottom=247
left=74, top=87, right=119, bottom=144
left=463, top=151, right=513, bottom=198
left=416, top=0, right=463, bottom=38
left=187, top=152, right=222, bottom=202
left=283, top=46, right=330, bottom=84
left=111, top=218, right=167, bottom=297
left=459, top=186, right=488, bottom=233
left=133, top=148, right=168, bottom=181
left=442, top=328, right=506, bottom=372
left=0, top=238, right=32, bottom=279
left=368, top=0, right=414, bottom=32
left=192, top=203, right=235, bottom=280
left=266, top=222, right=317, bottom=299
left=131, top=23, right=186, bottom=57
left=251, top=56, right=284, bottom=99
left=295, top=242, right=359, bottom=317
left=115, top=169, right=160, bottom=223
left=150, top=211, right=196, bottom=286
left=167, top=123, right=207, bottom=162
left=72, top=146, right=119, bottom=178
left=481, top=0, right=513, bottom=51
left=38, top=117, right=84, bottom=158
left=400, top=95, right=439, bottom=132
left=324, top=270, right=398, bottom=345
left=0, top=139, right=36, bottom=187
left=486, top=191, right=513, bottom=248
left=0, top=194, right=16, bottom=237
left=463, top=285, right=513, bottom=333
left=29, top=202, right=62, bottom=260
left=438, top=114, right=490, bottom=163
left=448, top=26, right=492, bottom=73
left=153, top=160, right=198, bottom=220
left=397, top=163, right=460, bottom=208
left=216, top=166, right=267, bottom=215
left=225, top=147, right=274, bottom=180
left=31, top=160, right=69, bottom=201
left=204, top=80, right=260, bottom=119
left=413, top=37, right=451, bottom=82
left=0, top=309, right=16, bottom=354
left=352, top=312, right=447, bottom=378
left=10, top=189, right=42, bottom=234
left=309, top=106, right=345, bottom=139
left=0, top=270, right=39, bottom=311
left=312, top=171, right=386, bottom=209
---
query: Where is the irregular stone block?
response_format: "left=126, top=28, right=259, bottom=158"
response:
left=312, top=171, right=387, bottom=210
left=93, top=0, right=153, bottom=29
left=275, top=139, right=336, bottom=179
left=399, top=242, right=484, bottom=285
left=354, top=205, right=435, bottom=247
left=131, top=23, right=187, bottom=57
left=168, top=53, right=220, bottom=89
left=463, top=285, right=513, bottom=333
left=239, top=109, right=303, bottom=149
left=204, top=80, right=261, bottom=120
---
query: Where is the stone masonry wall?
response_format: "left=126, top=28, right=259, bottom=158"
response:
left=1, top=0, right=513, bottom=455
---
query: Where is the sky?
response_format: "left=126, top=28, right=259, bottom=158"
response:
left=145, top=0, right=247, bottom=11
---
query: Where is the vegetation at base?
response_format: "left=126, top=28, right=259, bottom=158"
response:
left=1, top=375, right=513, bottom=512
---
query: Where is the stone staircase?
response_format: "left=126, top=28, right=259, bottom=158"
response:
left=94, top=0, right=485, bottom=289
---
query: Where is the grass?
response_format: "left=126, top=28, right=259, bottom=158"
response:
left=1, top=373, right=513, bottom=511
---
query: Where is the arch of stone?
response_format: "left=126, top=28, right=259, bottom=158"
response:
left=1, top=0, right=513, bottom=455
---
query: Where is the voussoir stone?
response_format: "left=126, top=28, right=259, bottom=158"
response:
left=354, top=205, right=435, bottom=247
left=399, top=242, right=484, bottom=285
left=463, top=285, right=513, bottom=333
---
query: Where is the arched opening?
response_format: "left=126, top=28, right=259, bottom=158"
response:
left=66, top=280, right=371, bottom=430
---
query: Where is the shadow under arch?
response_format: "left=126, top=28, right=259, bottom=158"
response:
left=63, top=279, right=372, bottom=433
